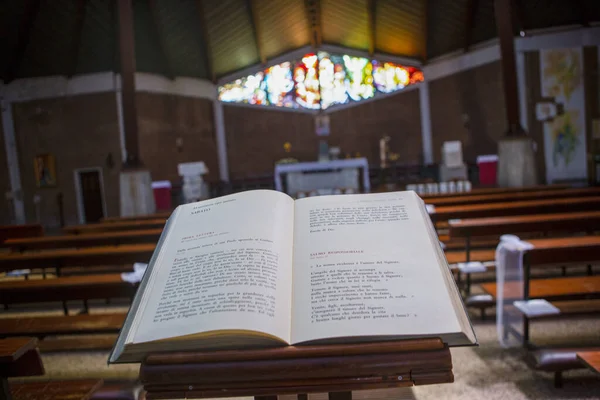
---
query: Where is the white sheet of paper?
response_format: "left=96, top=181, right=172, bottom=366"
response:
left=513, top=299, right=560, bottom=317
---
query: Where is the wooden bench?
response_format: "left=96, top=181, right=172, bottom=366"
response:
left=578, top=351, right=600, bottom=374
left=447, top=211, right=600, bottom=293
left=481, top=276, right=600, bottom=302
left=420, top=183, right=571, bottom=198
left=0, top=337, right=44, bottom=399
left=0, top=225, right=43, bottom=244
left=425, top=186, right=600, bottom=207
left=431, top=196, right=600, bottom=223
left=4, top=229, right=163, bottom=252
left=527, top=347, right=600, bottom=388
left=9, top=380, right=103, bottom=400
left=36, top=336, right=118, bottom=353
left=0, top=313, right=126, bottom=338
left=102, top=211, right=172, bottom=223
left=0, top=244, right=155, bottom=275
left=63, top=219, right=166, bottom=235
left=0, top=274, right=137, bottom=314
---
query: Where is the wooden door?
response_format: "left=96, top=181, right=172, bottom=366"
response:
left=78, top=170, right=105, bottom=223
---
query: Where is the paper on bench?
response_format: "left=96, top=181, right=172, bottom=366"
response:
left=121, top=263, right=148, bottom=283
left=426, top=204, right=436, bottom=214
left=513, top=299, right=560, bottom=317
left=457, top=261, right=487, bottom=273
left=6, top=269, right=31, bottom=277
left=496, top=234, right=534, bottom=348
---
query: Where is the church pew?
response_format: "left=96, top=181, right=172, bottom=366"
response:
left=448, top=211, right=600, bottom=240
left=4, top=229, right=163, bottom=252
left=0, top=313, right=126, bottom=338
left=0, top=244, right=154, bottom=274
left=419, top=183, right=571, bottom=198
left=102, top=211, right=172, bottom=223
left=424, top=186, right=600, bottom=207
left=0, top=274, right=137, bottom=314
left=430, top=196, right=600, bottom=223
left=448, top=211, right=600, bottom=292
left=527, top=347, right=600, bottom=388
left=9, top=379, right=104, bottom=400
left=63, top=219, right=166, bottom=235
left=481, top=275, right=600, bottom=347
left=36, top=335, right=118, bottom=353
left=0, top=224, right=43, bottom=244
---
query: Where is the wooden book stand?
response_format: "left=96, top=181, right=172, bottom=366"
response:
left=140, top=338, right=452, bottom=399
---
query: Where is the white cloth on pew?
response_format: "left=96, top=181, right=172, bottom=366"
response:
left=496, top=234, right=534, bottom=348
left=458, top=261, right=487, bottom=273
left=513, top=299, right=560, bottom=317
left=426, top=204, right=436, bottom=214
left=6, top=269, right=31, bottom=277
left=121, top=263, right=148, bottom=283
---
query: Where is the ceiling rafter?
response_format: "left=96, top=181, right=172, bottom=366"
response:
left=195, top=0, right=215, bottom=81
left=148, top=0, right=174, bottom=79
left=576, top=0, right=589, bottom=27
left=305, top=0, right=322, bottom=48
left=6, top=0, right=42, bottom=82
left=512, top=0, right=526, bottom=33
left=422, top=0, right=428, bottom=62
left=68, top=0, right=88, bottom=78
left=464, top=0, right=480, bottom=52
left=367, top=0, right=377, bottom=56
left=247, top=0, right=266, bottom=65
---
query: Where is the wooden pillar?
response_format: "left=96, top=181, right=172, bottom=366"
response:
left=117, top=0, right=141, bottom=167
left=116, top=0, right=156, bottom=216
left=494, top=0, right=525, bottom=136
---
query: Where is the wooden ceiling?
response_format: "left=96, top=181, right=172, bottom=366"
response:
left=1, top=0, right=599, bottom=83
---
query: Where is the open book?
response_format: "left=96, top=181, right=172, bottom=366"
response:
left=110, top=190, right=476, bottom=363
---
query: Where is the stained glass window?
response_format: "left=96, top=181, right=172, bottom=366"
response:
left=294, top=54, right=321, bottom=109
left=218, top=72, right=267, bottom=105
left=318, top=52, right=348, bottom=109
left=343, top=55, right=374, bottom=101
left=264, top=62, right=295, bottom=108
left=218, top=52, right=423, bottom=110
left=372, top=61, right=410, bottom=93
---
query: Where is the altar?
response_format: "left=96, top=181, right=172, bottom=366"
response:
left=274, top=158, right=370, bottom=197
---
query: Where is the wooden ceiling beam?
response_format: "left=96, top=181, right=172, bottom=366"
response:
left=196, top=0, right=215, bottom=81
left=576, top=0, right=590, bottom=27
left=148, top=0, right=174, bottom=79
left=5, top=0, right=42, bottom=82
left=512, top=0, right=526, bottom=33
left=247, top=0, right=266, bottom=65
left=68, top=0, right=87, bottom=78
left=305, top=0, right=322, bottom=49
left=367, top=0, right=377, bottom=57
left=464, top=0, right=479, bottom=52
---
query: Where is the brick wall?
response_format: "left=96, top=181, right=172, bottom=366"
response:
left=136, top=93, right=218, bottom=183
left=225, top=88, right=423, bottom=179
left=328, top=88, right=422, bottom=164
left=224, top=105, right=316, bottom=180
left=12, top=93, right=121, bottom=227
left=429, top=61, right=506, bottom=163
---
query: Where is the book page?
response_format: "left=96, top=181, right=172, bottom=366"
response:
left=132, top=190, right=295, bottom=345
left=290, top=191, right=462, bottom=344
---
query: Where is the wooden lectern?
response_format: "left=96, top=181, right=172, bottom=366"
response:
left=139, top=338, right=452, bottom=399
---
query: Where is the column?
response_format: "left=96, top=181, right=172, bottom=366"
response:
left=419, top=81, right=434, bottom=165
left=1, top=101, right=26, bottom=224
left=213, top=100, right=230, bottom=182
left=117, top=0, right=156, bottom=216
left=494, top=0, right=538, bottom=186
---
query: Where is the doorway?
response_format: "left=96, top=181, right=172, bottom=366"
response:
left=74, top=168, right=107, bottom=223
